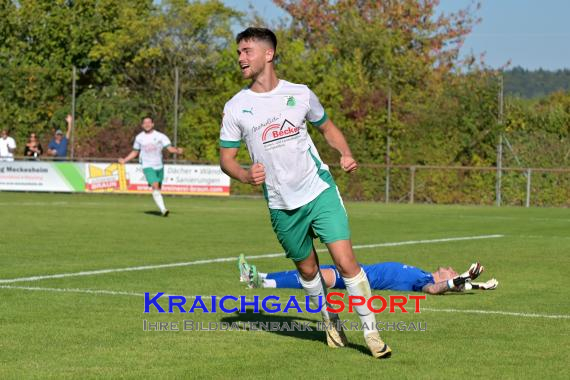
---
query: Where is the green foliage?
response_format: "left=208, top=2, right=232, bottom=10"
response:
left=1, top=0, right=568, bottom=205
left=504, top=66, right=570, bottom=98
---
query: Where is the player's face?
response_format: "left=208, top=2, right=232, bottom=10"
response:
left=237, top=39, right=273, bottom=79
left=141, top=118, right=154, bottom=132
left=436, top=267, right=458, bottom=280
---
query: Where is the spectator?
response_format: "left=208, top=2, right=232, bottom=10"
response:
left=0, top=129, right=16, bottom=162
left=47, top=114, right=73, bottom=159
left=24, top=132, right=43, bottom=160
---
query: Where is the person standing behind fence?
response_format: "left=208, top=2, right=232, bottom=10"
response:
left=119, top=116, right=183, bottom=217
left=47, top=114, right=73, bottom=159
left=0, top=129, right=16, bottom=162
left=24, top=132, right=43, bottom=160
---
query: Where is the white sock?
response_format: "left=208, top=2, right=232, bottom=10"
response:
left=262, top=279, right=277, bottom=288
left=152, top=190, right=166, bottom=213
left=343, top=269, right=377, bottom=336
left=299, top=272, right=337, bottom=323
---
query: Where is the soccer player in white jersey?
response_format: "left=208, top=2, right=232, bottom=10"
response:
left=119, top=116, right=183, bottom=216
left=219, top=27, right=391, bottom=358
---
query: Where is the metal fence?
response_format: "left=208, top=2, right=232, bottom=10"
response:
left=7, top=156, right=570, bottom=207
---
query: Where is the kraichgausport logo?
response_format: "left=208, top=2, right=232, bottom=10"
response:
left=144, top=293, right=426, bottom=314
left=261, top=119, right=299, bottom=144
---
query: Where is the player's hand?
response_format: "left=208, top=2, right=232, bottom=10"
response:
left=176, top=147, right=183, bottom=155
left=246, top=163, right=265, bottom=185
left=460, top=262, right=484, bottom=281
left=66, top=114, right=73, bottom=124
left=118, top=158, right=126, bottom=165
left=340, top=155, right=357, bottom=173
left=473, top=278, right=498, bottom=290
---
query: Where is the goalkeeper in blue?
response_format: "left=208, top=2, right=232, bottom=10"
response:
left=238, top=254, right=498, bottom=294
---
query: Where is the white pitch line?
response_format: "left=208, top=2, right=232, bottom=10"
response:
left=0, top=234, right=504, bottom=284
left=2, top=284, right=568, bottom=320
left=0, top=285, right=249, bottom=301
left=421, top=307, right=570, bottom=320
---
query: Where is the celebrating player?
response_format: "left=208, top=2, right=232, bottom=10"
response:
left=219, top=27, right=391, bottom=358
left=119, top=116, right=183, bottom=216
left=238, top=255, right=498, bottom=294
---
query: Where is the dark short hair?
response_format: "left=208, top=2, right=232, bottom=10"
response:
left=141, top=115, right=154, bottom=123
left=236, top=27, right=277, bottom=51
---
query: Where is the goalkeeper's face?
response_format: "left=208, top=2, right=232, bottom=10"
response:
left=435, top=267, right=458, bottom=280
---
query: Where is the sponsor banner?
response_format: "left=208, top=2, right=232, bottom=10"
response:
left=0, top=161, right=230, bottom=196
left=0, top=161, right=84, bottom=192
left=84, top=163, right=230, bottom=196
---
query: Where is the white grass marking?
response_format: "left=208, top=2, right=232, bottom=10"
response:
left=0, top=235, right=504, bottom=284
left=2, top=284, right=568, bottom=320
left=421, top=307, right=570, bottom=320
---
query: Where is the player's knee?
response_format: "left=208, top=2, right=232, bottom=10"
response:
left=334, top=259, right=361, bottom=278
left=296, top=264, right=319, bottom=281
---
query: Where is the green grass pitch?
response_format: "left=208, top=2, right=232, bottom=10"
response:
left=0, top=192, right=568, bottom=379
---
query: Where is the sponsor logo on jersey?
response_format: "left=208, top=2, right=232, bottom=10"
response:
left=261, top=119, right=300, bottom=144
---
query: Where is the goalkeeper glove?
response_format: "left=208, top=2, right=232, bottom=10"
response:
left=471, top=278, right=499, bottom=290
left=447, top=262, right=484, bottom=289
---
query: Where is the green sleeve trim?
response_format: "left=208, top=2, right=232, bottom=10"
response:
left=163, top=144, right=171, bottom=149
left=309, top=111, right=328, bottom=127
left=220, top=139, right=241, bottom=148
left=133, top=148, right=140, bottom=151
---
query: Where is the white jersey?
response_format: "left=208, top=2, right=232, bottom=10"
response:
left=0, top=136, right=16, bottom=161
left=220, top=80, right=331, bottom=210
left=133, top=130, right=171, bottom=169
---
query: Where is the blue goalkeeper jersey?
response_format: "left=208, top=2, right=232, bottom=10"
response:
left=362, top=262, right=434, bottom=292
left=323, top=262, right=434, bottom=291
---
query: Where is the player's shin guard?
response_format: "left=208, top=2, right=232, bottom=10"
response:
left=152, top=190, right=166, bottom=213
left=344, top=269, right=392, bottom=358
left=299, top=272, right=335, bottom=323
left=342, top=269, right=377, bottom=336
left=300, top=272, right=346, bottom=348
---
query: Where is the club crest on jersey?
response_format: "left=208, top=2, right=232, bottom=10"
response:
left=285, top=96, right=296, bottom=107
left=261, top=119, right=300, bottom=144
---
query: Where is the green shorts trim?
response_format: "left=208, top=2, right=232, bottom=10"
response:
left=269, top=170, right=350, bottom=262
left=143, top=167, right=164, bottom=186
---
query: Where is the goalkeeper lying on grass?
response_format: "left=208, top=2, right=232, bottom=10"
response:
left=238, top=254, right=498, bottom=294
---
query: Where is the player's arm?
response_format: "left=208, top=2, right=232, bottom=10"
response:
left=119, top=150, right=139, bottom=164
left=8, top=139, right=16, bottom=153
left=422, top=281, right=451, bottom=295
left=317, top=119, right=357, bottom=173
left=220, top=147, right=265, bottom=185
left=165, top=146, right=183, bottom=155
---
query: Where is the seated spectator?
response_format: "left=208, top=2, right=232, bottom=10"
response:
left=24, top=133, right=43, bottom=159
left=47, top=114, right=73, bottom=159
left=0, top=129, right=16, bottom=162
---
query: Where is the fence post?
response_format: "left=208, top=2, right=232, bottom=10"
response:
left=385, top=137, right=390, bottom=204
left=173, top=66, right=179, bottom=163
left=496, top=134, right=503, bottom=206
left=525, top=168, right=532, bottom=208
left=409, top=166, right=415, bottom=204
left=70, top=65, right=76, bottom=160
left=385, top=71, right=391, bottom=204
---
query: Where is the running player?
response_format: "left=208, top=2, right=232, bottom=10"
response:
left=219, top=27, right=390, bottom=358
left=238, top=255, right=498, bottom=294
left=119, top=116, right=183, bottom=216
